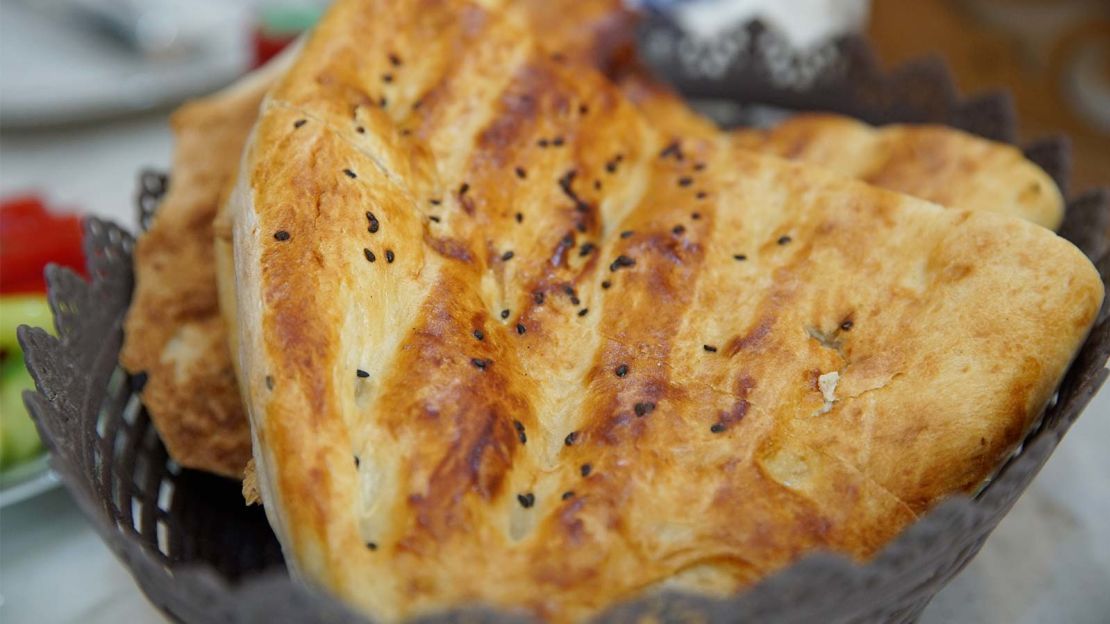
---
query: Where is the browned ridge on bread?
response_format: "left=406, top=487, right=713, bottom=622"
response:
left=223, top=0, right=1102, bottom=621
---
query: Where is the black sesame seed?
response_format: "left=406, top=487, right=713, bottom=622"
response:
left=356, top=126, right=366, bottom=134
left=501, top=309, right=510, bottom=319
left=274, top=230, right=291, bottom=241
left=659, top=141, right=683, bottom=160
left=570, top=296, right=581, bottom=306
left=733, top=254, right=747, bottom=261
left=265, top=375, right=274, bottom=390
left=840, top=320, right=854, bottom=331
left=385, top=250, right=395, bottom=263
left=691, top=212, right=702, bottom=220
left=473, top=329, right=484, bottom=341
left=615, top=364, right=629, bottom=377
left=459, top=183, right=470, bottom=195
left=696, top=191, right=708, bottom=199
left=580, top=464, right=592, bottom=477
left=344, top=168, right=357, bottom=178
left=634, top=402, right=656, bottom=417
left=430, top=198, right=442, bottom=206
left=562, top=491, right=575, bottom=500
left=565, top=431, right=579, bottom=446
left=517, top=493, right=535, bottom=508
left=364, top=248, right=376, bottom=262
left=578, top=242, right=596, bottom=257
left=538, top=138, right=549, bottom=148
left=558, top=169, right=592, bottom=214
left=562, top=233, right=575, bottom=247
left=609, top=255, right=636, bottom=272
left=672, top=225, right=686, bottom=235
left=293, top=119, right=307, bottom=128
left=778, top=235, right=792, bottom=245
left=605, top=161, right=617, bottom=173
left=515, top=167, right=527, bottom=179
left=513, top=420, right=527, bottom=444
left=366, top=211, right=380, bottom=233
left=355, top=456, right=361, bottom=467
left=616, top=154, right=624, bottom=162
left=577, top=308, right=588, bottom=317
left=379, top=96, right=388, bottom=108
left=429, top=215, right=441, bottom=223
left=694, top=163, right=706, bottom=171
left=388, top=53, right=402, bottom=66
left=533, top=291, right=545, bottom=305
left=563, top=285, right=575, bottom=296
left=357, top=369, right=370, bottom=378
left=620, top=230, right=634, bottom=239
left=517, top=323, right=526, bottom=335
left=703, top=345, right=718, bottom=353
left=366, top=542, right=378, bottom=550
left=515, top=212, right=524, bottom=223
left=678, top=177, right=693, bottom=187
left=594, top=180, right=602, bottom=191
left=710, top=423, right=725, bottom=433
left=382, top=73, right=394, bottom=83
left=552, top=136, right=565, bottom=146
left=601, top=280, right=611, bottom=289
left=576, top=222, right=587, bottom=233
left=579, top=104, right=589, bottom=114
left=471, top=358, right=489, bottom=370
left=501, top=250, right=515, bottom=261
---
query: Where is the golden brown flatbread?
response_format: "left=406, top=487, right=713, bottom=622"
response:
left=225, top=1, right=1101, bottom=620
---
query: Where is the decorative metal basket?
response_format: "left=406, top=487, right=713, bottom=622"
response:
left=17, top=19, right=1110, bottom=624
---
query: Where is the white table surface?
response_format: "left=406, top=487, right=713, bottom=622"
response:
left=0, top=111, right=1108, bottom=624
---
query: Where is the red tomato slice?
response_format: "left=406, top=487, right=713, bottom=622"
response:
left=0, top=195, right=85, bottom=294
left=0, top=196, right=47, bottom=225
left=252, top=28, right=297, bottom=68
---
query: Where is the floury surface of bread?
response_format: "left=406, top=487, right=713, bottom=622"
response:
left=224, top=0, right=1101, bottom=620
left=128, top=0, right=1064, bottom=481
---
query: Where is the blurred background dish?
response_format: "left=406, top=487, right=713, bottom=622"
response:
left=0, top=0, right=251, bottom=129
left=868, top=0, right=1110, bottom=192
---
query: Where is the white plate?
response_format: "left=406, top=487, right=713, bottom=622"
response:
left=0, top=454, right=59, bottom=508
left=0, top=1, right=251, bottom=128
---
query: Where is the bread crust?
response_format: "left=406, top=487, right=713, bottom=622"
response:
left=120, top=60, right=285, bottom=478
left=732, top=114, right=1064, bottom=229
